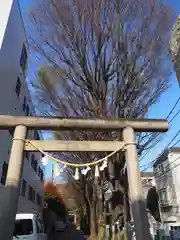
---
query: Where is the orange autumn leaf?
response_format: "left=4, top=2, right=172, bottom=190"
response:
left=44, top=182, right=66, bottom=208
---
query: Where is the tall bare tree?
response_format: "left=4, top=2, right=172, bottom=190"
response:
left=170, top=15, right=180, bottom=82
left=29, top=0, right=174, bottom=238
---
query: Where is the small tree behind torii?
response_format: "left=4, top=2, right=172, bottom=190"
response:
left=44, top=182, right=67, bottom=218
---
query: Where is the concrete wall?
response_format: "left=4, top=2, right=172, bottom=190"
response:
left=168, top=152, right=180, bottom=213
left=154, top=159, right=175, bottom=204
left=0, top=0, right=44, bottom=213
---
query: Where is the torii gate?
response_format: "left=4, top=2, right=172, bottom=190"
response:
left=0, top=115, right=168, bottom=240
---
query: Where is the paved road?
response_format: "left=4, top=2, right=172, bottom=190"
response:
left=49, top=223, right=86, bottom=240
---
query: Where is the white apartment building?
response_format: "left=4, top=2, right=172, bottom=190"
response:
left=153, top=148, right=180, bottom=224
left=0, top=0, right=44, bottom=213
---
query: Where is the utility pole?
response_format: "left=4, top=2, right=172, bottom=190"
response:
left=0, top=125, right=27, bottom=240
left=123, top=127, right=151, bottom=240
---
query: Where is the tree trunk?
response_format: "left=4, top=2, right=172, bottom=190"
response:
left=90, top=205, right=96, bottom=236
left=124, top=193, right=132, bottom=240
left=86, top=203, right=91, bottom=235
left=89, top=205, right=97, bottom=239
left=97, top=199, right=105, bottom=239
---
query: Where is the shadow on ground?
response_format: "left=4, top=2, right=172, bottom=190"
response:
left=49, top=223, right=86, bottom=240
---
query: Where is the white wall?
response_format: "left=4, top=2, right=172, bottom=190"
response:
left=155, top=159, right=174, bottom=205
left=154, top=152, right=180, bottom=221
left=0, top=0, right=13, bottom=49
left=0, top=0, right=44, bottom=213
left=168, top=152, right=180, bottom=210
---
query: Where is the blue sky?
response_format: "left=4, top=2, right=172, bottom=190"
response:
left=19, top=0, right=180, bottom=179
left=19, top=0, right=180, bottom=14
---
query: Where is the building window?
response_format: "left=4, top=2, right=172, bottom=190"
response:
left=31, top=154, right=35, bottom=167
left=34, top=130, right=40, bottom=140
left=21, top=179, right=27, bottom=197
left=159, top=164, right=164, bottom=173
left=15, top=77, right=21, bottom=97
left=159, top=189, right=168, bottom=204
left=20, top=44, right=28, bottom=74
left=28, top=185, right=33, bottom=201
left=1, top=162, right=8, bottom=185
left=25, top=151, right=29, bottom=161
left=22, top=96, right=26, bottom=112
left=40, top=171, right=44, bottom=182
left=32, top=189, right=36, bottom=202
left=31, top=154, right=36, bottom=171
left=34, top=160, right=38, bottom=173
left=165, top=162, right=170, bottom=171
left=36, top=193, right=42, bottom=207
left=38, top=168, right=44, bottom=181
left=38, top=167, right=41, bottom=177
left=31, top=154, right=38, bottom=173
left=25, top=104, right=30, bottom=116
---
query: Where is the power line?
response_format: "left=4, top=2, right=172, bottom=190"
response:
left=169, top=108, right=180, bottom=124
left=140, top=121, right=180, bottom=165
left=166, top=130, right=180, bottom=147
left=140, top=96, right=180, bottom=164
left=140, top=127, right=180, bottom=171
left=166, top=96, right=180, bottom=120
left=142, top=155, right=180, bottom=186
left=140, top=137, right=180, bottom=171
left=140, top=97, right=180, bottom=161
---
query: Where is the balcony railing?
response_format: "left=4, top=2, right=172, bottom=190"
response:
left=159, top=200, right=173, bottom=208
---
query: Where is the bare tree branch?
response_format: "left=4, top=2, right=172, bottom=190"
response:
left=28, top=0, right=174, bottom=236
